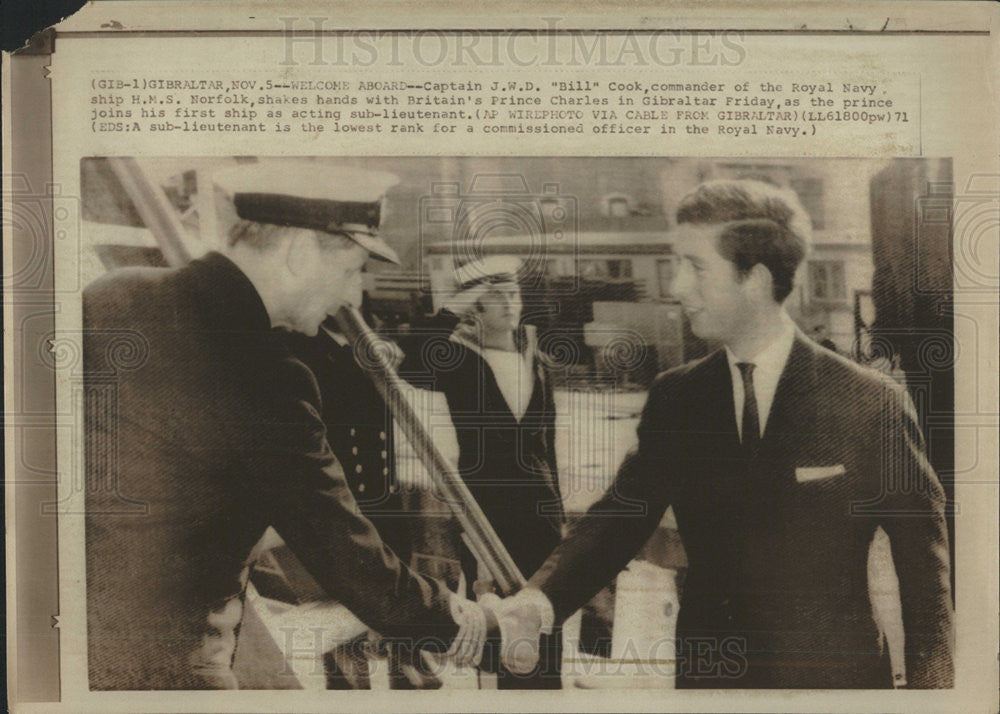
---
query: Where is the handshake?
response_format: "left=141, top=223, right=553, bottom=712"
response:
left=445, top=588, right=554, bottom=674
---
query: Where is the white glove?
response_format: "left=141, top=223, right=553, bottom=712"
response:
left=445, top=592, right=486, bottom=667
left=479, top=588, right=554, bottom=675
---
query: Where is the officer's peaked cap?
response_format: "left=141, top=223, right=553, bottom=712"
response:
left=213, top=161, right=401, bottom=264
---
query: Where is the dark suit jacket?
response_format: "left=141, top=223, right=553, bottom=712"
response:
left=84, top=252, right=457, bottom=690
left=528, top=334, right=954, bottom=689
left=397, top=312, right=565, bottom=581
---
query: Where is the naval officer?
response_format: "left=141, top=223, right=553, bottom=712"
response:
left=84, top=161, right=486, bottom=690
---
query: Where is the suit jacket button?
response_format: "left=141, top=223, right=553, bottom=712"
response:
left=380, top=450, right=387, bottom=459
left=355, top=464, right=363, bottom=474
left=349, top=428, right=356, bottom=437
left=720, top=598, right=734, bottom=623
left=358, top=483, right=366, bottom=492
left=379, top=431, right=387, bottom=441
left=352, top=446, right=359, bottom=456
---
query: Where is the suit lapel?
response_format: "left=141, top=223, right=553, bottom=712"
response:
left=521, top=326, right=543, bottom=425
left=705, top=350, right=741, bottom=452
left=758, top=333, right=820, bottom=465
left=521, top=355, right=547, bottom=424
left=677, top=350, right=741, bottom=467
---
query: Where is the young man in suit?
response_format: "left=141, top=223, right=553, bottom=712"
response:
left=84, top=162, right=486, bottom=689
left=487, top=179, right=954, bottom=689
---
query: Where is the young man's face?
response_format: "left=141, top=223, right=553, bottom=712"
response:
left=294, top=233, right=367, bottom=336
left=671, top=223, right=758, bottom=347
left=477, top=280, right=522, bottom=334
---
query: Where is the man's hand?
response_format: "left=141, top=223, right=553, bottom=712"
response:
left=444, top=593, right=486, bottom=667
left=479, top=589, right=553, bottom=675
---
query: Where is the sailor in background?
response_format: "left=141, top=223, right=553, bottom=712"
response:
left=396, top=256, right=566, bottom=689
left=83, top=162, right=486, bottom=690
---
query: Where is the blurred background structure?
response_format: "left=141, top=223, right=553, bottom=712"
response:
left=82, top=156, right=946, bottom=377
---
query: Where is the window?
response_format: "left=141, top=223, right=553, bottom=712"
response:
left=607, top=196, right=630, bottom=218
left=808, top=260, right=846, bottom=302
left=607, top=259, right=633, bottom=279
left=599, top=193, right=633, bottom=218
left=578, top=259, right=633, bottom=279
left=578, top=259, right=608, bottom=279
left=657, top=258, right=675, bottom=298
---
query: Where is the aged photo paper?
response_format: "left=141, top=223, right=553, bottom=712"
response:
left=4, top=2, right=999, bottom=712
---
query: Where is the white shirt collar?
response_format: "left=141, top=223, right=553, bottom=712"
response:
left=725, top=314, right=797, bottom=377
left=724, top=313, right=797, bottom=439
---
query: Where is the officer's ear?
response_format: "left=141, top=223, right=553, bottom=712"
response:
left=285, top=229, right=321, bottom=278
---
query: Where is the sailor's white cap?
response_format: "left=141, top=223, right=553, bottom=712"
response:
left=212, top=161, right=401, bottom=264
left=453, top=256, right=523, bottom=291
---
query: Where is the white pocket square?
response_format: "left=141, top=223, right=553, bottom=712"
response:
left=795, top=464, right=846, bottom=482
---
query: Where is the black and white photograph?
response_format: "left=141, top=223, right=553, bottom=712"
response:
left=5, top=3, right=997, bottom=712
left=78, top=155, right=956, bottom=691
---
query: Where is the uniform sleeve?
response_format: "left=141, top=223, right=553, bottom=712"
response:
left=250, top=356, right=458, bottom=649
left=876, top=385, right=954, bottom=688
left=526, top=374, right=674, bottom=624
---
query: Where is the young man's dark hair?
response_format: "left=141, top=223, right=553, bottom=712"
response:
left=676, top=179, right=811, bottom=302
